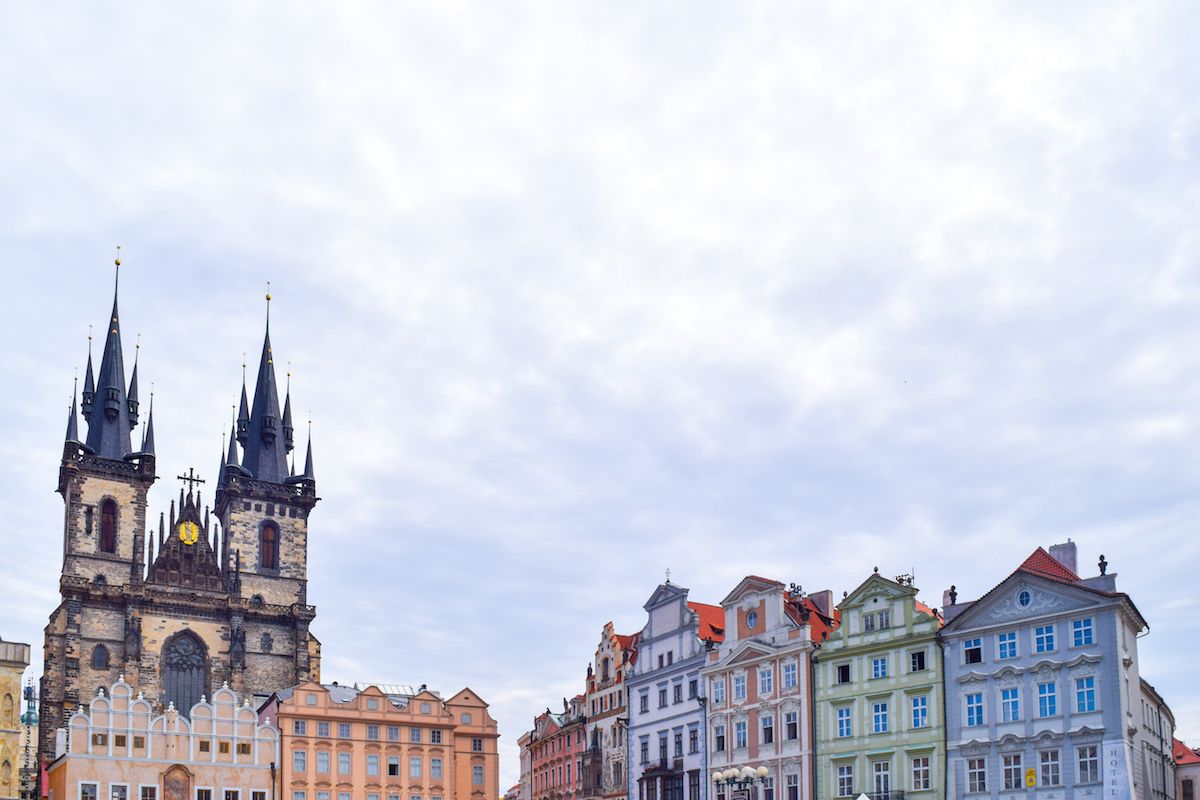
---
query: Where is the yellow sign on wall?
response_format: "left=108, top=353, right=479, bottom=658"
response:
left=1025, top=767, right=1037, bottom=787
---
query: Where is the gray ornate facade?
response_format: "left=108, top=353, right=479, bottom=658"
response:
left=39, top=264, right=320, bottom=769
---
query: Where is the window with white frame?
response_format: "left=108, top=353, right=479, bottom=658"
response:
left=1039, top=749, right=1060, bottom=786
left=141, top=789, right=157, bottom=800
left=872, top=761, right=890, bottom=794
left=785, top=710, right=799, bottom=740
left=317, top=752, right=330, bottom=773
left=836, top=707, right=852, bottom=738
left=338, top=723, right=351, bottom=738
left=223, top=791, right=238, bottom=800
left=784, top=775, right=798, bottom=800
left=734, top=721, right=747, bottom=749
left=963, top=638, right=982, bottom=664
left=713, top=726, right=725, bottom=753
left=872, top=702, right=888, bottom=733
left=761, top=715, right=774, bottom=744
left=388, top=756, right=400, bottom=777
left=967, top=758, right=986, bottom=792
left=294, top=751, right=307, bottom=772
left=1001, top=687, right=1020, bottom=722
left=911, top=756, right=930, bottom=790
left=782, top=662, right=797, bottom=689
left=290, top=793, right=304, bottom=800
left=410, top=757, right=422, bottom=779
left=338, top=752, right=351, bottom=774
left=1035, top=625, right=1055, bottom=653
left=864, top=613, right=875, bottom=632
left=759, top=666, right=773, bottom=695
left=997, top=631, right=1017, bottom=660
left=472, top=766, right=484, bottom=786
left=911, top=695, right=927, bottom=728
left=1073, top=618, right=1094, bottom=647
left=878, top=609, right=890, bottom=629
left=431, top=758, right=443, bottom=779
left=1038, top=682, right=1057, bottom=717
left=733, top=675, right=746, bottom=701
left=80, top=783, right=98, bottom=800
left=367, top=755, right=379, bottom=776
left=1002, top=754, right=1022, bottom=789
left=909, top=650, right=926, bottom=672
left=1076, top=677, right=1096, bottom=712
left=195, top=790, right=210, bottom=800
left=1077, top=745, right=1099, bottom=783
left=871, top=656, right=887, bottom=679
left=836, top=765, right=853, bottom=798
left=966, top=693, right=984, bottom=726
left=712, top=679, right=725, bottom=705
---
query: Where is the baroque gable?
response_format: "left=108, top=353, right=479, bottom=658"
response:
left=947, top=574, right=1104, bottom=631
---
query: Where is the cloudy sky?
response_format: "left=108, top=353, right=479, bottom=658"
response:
left=3, top=1, right=1200, bottom=787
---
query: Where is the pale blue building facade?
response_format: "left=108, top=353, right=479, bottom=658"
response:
left=940, top=541, right=1152, bottom=799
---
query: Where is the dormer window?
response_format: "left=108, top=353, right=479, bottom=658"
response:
left=747, top=611, right=758, bottom=629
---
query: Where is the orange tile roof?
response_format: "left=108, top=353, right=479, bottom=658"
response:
left=915, top=599, right=944, bottom=626
left=1017, top=547, right=1081, bottom=582
left=783, top=594, right=841, bottom=640
left=1175, top=738, right=1200, bottom=765
left=688, top=601, right=725, bottom=642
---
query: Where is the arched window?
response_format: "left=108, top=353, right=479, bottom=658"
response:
left=92, top=644, right=109, bottom=670
left=1, top=694, right=13, bottom=724
left=161, top=631, right=208, bottom=718
left=99, top=499, right=117, bottom=553
left=260, top=522, right=279, bottom=570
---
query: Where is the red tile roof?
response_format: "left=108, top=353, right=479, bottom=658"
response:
left=1017, top=547, right=1081, bottom=583
left=688, top=601, right=725, bottom=642
left=783, top=594, right=841, bottom=641
left=1175, top=738, right=1200, bottom=765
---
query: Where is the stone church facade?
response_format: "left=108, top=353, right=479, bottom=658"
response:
left=38, top=261, right=321, bottom=770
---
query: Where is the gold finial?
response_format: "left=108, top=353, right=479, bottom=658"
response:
left=266, top=280, right=271, bottom=303
left=115, top=245, right=121, bottom=267
left=88, top=325, right=93, bottom=346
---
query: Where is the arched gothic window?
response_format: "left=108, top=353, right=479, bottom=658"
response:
left=260, top=522, right=279, bottom=570
left=99, top=500, right=118, bottom=553
left=92, top=644, right=109, bottom=670
left=1, top=694, right=13, bottom=725
left=161, top=631, right=208, bottom=718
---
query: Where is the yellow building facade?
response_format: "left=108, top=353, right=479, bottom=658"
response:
left=1, top=639, right=31, bottom=800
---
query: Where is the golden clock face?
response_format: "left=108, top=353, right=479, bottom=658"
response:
left=178, top=520, right=200, bottom=546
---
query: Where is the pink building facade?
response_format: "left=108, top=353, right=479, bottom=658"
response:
left=529, top=697, right=585, bottom=800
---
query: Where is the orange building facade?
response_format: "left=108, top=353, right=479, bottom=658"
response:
left=260, top=683, right=499, bottom=800
left=46, top=679, right=278, bottom=800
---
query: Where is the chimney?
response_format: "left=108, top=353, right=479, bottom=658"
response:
left=1048, top=540, right=1078, bottom=575
left=808, top=590, right=834, bottom=618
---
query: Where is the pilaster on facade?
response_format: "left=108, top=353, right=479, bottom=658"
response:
left=700, top=576, right=838, bottom=800
left=940, top=541, right=1158, bottom=800
left=813, top=570, right=942, bottom=800
left=626, top=582, right=724, bottom=800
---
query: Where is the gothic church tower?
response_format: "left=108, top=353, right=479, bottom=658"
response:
left=39, top=261, right=320, bottom=769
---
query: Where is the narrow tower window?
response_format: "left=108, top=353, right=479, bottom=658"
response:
left=260, top=522, right=279, bottom=570
left=100, top=499, right=118, bottom=553
left=92, top=644, right=109, bottom=670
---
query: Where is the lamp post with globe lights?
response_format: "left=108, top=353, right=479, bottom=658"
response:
left=712, top=766, right=770, bottom=800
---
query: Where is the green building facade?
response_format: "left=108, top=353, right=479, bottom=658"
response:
left=813, top=571, right=944, bottom=799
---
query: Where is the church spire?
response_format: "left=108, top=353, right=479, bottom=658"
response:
left=81, top=333, right=95, bottom=417
left=239, top=288, right=289, bottom=483
left=282, top=367, right=295, bottom=453
left=301, top=422, right=315, bottom=481
left=140, top=392, right=156, bottom=456
left=65, top=379, right=80, bottom=444
left=127, top=336, right=141, bottom=429
left=84, top=250, right=136, bottom=459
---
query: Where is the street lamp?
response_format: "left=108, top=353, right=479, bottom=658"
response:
left=712, top=766, right=770, bottom=793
